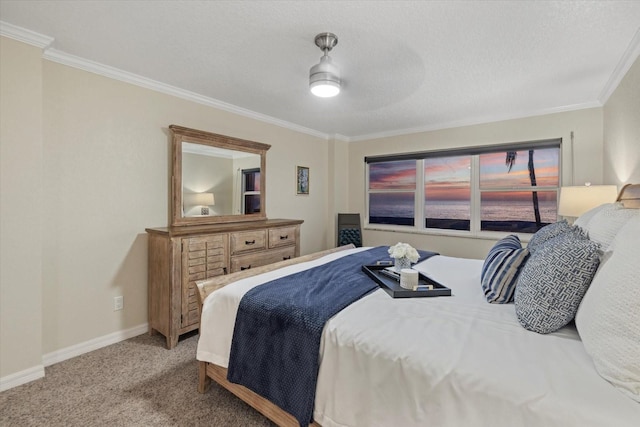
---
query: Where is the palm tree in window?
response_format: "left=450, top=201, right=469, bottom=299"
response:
left=505, top=150, right=542, bottom=228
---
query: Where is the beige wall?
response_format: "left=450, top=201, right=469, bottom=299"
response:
left=0, top=34, right=330, bottom=381
left=182, top=153, right=234, bottom=216
left=327, top=137, right=350, bottom=246
left=604, top=56, right=640, bottom=185
left=232, top=155, right=262, bottom=214
left=347, top=108, right=605, bottom=259
left=0, top=38, right=44, bottom=380
left=40, top=60, right=329, bottom=354
left=1, top=31, right=637, bottom=388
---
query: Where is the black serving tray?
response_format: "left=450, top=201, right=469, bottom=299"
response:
left=362, top=264, right=452, bottom=298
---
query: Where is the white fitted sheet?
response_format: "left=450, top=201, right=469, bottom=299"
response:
left=196, top=248, right=640, bottom=427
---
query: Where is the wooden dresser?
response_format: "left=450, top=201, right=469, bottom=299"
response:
left=146, top=218, right=303, bottom=348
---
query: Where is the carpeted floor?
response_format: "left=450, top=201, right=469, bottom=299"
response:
left=0, top=332, right=273, bottom=426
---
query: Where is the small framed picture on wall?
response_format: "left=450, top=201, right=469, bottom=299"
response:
left=296, top=166, right=310, bottom=195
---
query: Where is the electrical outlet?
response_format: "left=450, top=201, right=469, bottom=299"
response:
left=114, top=296, right=124, bottom=311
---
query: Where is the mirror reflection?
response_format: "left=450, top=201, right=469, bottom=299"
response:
left=182, top=142, right=261, bottom=217
left=170, top=124, right=270, bottom=226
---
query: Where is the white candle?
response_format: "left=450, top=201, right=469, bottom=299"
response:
left=400, top=268, right=419, bottom=289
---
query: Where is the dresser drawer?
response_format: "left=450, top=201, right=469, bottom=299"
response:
left=230, top=246, right=296, bottom=273
left=268, top=226, right=297, bottom=248
left=230, top=230, right=267, bottom=254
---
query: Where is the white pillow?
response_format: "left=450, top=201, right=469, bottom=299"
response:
left=586, top=204, right=638, bottom=250
left=576, top=215, right=640, bottom=402
left=574, top=202, right=616, bottom=231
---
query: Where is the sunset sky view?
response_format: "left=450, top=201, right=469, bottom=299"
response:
left=370, top=148, right=559, bottom=203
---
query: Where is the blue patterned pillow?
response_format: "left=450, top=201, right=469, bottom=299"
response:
left=526, top=220, right=575, bottom=254
left=515, top=232, right=601, bottom=334
left=481, top=235, right=530, bottom=303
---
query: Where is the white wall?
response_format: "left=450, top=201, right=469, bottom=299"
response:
left=0, top=38, right=44, bottom=383
left=347, top=108, right=605, bottom=259
left=604, top=55, right=640, bottom=185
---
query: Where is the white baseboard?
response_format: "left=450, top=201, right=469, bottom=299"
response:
left=42, top=323, right=149, bottom=367
left=1, top=323, right=149, bottom=392
left=0, top=365, right=45, bottom=392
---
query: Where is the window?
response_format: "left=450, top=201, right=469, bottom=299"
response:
left=366, top=140, right=560, bottom=234
left=425, top=155, right=471, bottom=231
left=368, top=160, right=416, bottom=226
left=242, top=168, right=261, bottom=214
left=479, top=148, right=559, bottom=232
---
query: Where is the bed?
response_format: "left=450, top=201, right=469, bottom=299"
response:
left=195, top=184, right=640, bottom=427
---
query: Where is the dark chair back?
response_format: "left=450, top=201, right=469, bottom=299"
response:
left=337, top=213, right=362, bottom=247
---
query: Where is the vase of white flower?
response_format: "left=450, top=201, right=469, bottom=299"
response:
left=394, top=256, right=412, bottom=272
left=388, top=242, right=420, bottom=272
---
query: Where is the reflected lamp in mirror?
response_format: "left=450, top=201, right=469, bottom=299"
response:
left=170, top=125, right=270, bottom=226
left=184, top=192, right=215, bottom=215
left=558, top=184, right=618, bottom=220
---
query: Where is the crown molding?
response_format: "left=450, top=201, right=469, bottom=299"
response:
left=0, top=21, right=53, bottom=48
left=598, top=27, right=640, bottom=104
left=348, top=101, right=602, bottom=142
left=1, top=22, right=329, bottom=140
left=329, top=134, right=351, bottom=142
left=2, top=20, right=630, bottom=144
left=42, top=48, right=330, bottom=140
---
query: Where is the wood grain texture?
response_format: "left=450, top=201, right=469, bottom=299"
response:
left=230, top=246, right=296, bottom=273
left=147, top=220, right=302, bottom=348
left=195, top=244, right=357, bottom=424
left=196, top=244, right=355, bottom=305
left=201, top=362, right=321, bottom=427
left=169, top=125, right=270, bottom=226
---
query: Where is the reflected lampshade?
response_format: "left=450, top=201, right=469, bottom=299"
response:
left=184, top=192, right=215, bottom=206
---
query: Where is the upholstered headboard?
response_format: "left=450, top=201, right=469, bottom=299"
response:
left=617, top=184, right=640, bottom=208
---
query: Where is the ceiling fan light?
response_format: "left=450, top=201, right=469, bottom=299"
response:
left=309, top=54, right=341, bottom=97
left=309, top=32, right=341, bottom=98
left=310, top=80, right=341, bottom=97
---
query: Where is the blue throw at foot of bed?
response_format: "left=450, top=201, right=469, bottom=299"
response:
left=227, top=246, right=438, bottom=426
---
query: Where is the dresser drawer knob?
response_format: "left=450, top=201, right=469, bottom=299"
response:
left=241, top=265, right=252, bottom=270
left=245, top=240, right=256, bottom=245
left=280, top=235, right=289, bottom=240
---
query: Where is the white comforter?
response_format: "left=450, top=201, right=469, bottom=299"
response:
left=196, top=247, right=640, bottom=427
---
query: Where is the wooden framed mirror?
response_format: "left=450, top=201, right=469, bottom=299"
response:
left=170, top=125, right=270, bottom=226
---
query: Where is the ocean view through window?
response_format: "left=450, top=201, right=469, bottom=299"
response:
left=366, top=140, right=560, bottom=234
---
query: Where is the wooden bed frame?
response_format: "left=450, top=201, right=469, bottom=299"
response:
left=618, top=183, right=640, bottom=208
left=196, top=244, right=354, bottom=427
left=194, top=183, right=640, bottom=427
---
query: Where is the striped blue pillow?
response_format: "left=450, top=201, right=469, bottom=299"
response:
left=481, top=235, right=530, bottom=304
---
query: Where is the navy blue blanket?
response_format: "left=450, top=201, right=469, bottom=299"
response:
left=227, top=246, right=437, bottom=425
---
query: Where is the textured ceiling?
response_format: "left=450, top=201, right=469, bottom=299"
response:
left=1, top=1, right=639, bottom=140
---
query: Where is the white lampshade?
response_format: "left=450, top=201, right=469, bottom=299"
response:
left=558, top=185, right=618, bottom=217
left=310, top=80, right=340, bottom=97
left=309, top=55, right=341, bottom=97
left=184, top=192, right=215, bottom=206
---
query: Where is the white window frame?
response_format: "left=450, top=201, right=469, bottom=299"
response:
left=365, top=140, right=561, bottom=240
